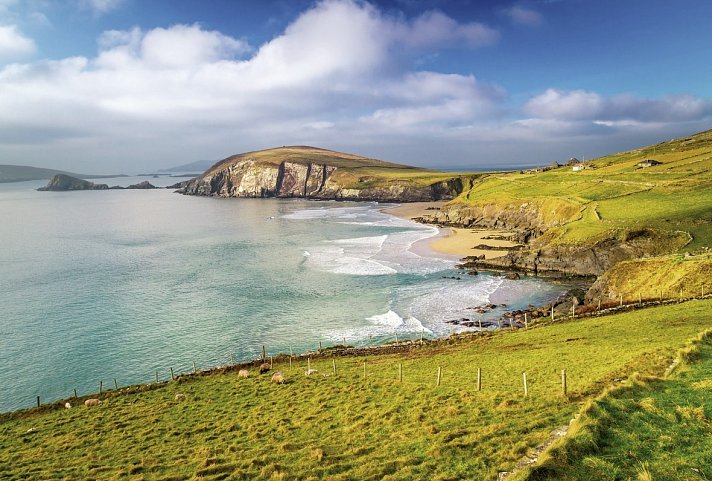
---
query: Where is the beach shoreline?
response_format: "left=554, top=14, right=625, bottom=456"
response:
left=381, top=202, right=521, bottom=260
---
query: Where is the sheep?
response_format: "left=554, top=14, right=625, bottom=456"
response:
left=259, top=362, right=271, bottom=374
left=238, top=369, right=249, bottom=378
left=271, top=372, right=285, bottom=384
left=64, top=402, right=71, bottom=409
left=175, top=393, right=186, bottom=401
left=84, top=398, right=101, bottom=407
left=305, top=369, right=318, bottom=376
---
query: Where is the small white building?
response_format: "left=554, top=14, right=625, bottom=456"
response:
left=572, top=163, right=585, bottom=171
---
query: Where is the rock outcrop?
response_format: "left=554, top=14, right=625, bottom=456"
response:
left=38, top=174, right=109, bottom=191
left=179, top=147, right=471, bottom=202
left=38, top=174, right=159, bottom=191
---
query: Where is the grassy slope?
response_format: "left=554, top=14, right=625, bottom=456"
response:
left=206, top=146, right=477, bottom=189
left=517, top=331, right=712, bottom=481
left=592, top=252, right=712, bottom=300
left=2, top=300, right=710, bottom=481
left=452, top=129, right=712, bottom=253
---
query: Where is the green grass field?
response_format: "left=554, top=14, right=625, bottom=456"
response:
left=516, top=330, right=712, bottom=481
left=451, top=129, right=712, bottom=253
left=2, top=300, right=710, bottom=481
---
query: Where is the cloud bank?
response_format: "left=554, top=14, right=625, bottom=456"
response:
left=0, top=0, right=709, bottom=172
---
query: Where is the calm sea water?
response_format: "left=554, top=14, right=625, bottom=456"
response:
left=0, top=177, right=567, bottom=412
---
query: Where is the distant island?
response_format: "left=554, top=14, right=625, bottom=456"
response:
left=0, top=164, right=126, bottom=183
left=36, top=174, right=180, bottom=191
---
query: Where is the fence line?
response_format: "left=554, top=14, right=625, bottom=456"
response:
left=22, top=292, right=709, bottom=412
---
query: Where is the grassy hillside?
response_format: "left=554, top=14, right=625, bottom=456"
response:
left=516, top=331, right=712, bottom=481
left=451, top=129, right=712, bottom=253
left=2, top=300, right=710, bottom=481
left=587, top=252, right=712, bottom=302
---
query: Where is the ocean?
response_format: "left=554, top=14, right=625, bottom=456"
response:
left=0, top=176, right=568, bottom=412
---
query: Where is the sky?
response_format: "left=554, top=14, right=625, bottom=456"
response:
left=1, top=0, right=711, bottom=173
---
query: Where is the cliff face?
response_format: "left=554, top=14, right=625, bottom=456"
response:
left=181, top=157, right=467, bottom=202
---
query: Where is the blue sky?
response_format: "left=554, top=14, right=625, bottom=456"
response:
left=1, top=0, right=711, bottom=173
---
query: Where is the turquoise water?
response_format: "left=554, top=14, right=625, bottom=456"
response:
left=0, top=177, right=567, bottom=412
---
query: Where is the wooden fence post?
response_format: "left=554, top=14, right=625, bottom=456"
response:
left=262, top=345, right=266, bottom=361
left=114, top=378, right=118, bottom=390
left=551, top=305, right=554, bottom=320
left=37, top=396, right=40, bottom=408
left=155, top=371, right=159, bottom=383
left=270, top=356, right=273, bottom=369
left=436, top=367, right=442, bottom=387
left=478, top=319, right=482, bottom=331
left=395, top=332, right=399, bottom=343
left=319, top=341, right=322, bottom=352
left=99, top=380, right=103, bottom=394
left=420, top=329, right=424, bottom=342
left=524, top=313, right=528, bottom=329
left=193, top=361, right=197, bottom=373
left=170, top=368, right=174, bottom=381
left=598, top=298, right=601, bottom=311
left=522, top=372, right=528, bottom=397
left=620, top=294, right=623, bottom=306
left=73, top=389, right=78, bottom=399
left=561, top=369, right=567, bottom=397
left=638, top=292, right=642, bottom=305
left=477, top=367, right=482, bottom=391
left=289, top=346, right=293, bottom=357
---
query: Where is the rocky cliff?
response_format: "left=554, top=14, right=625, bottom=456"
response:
left=38, top=174, right=109, bottom=191
left=179, top=146, right=472, bottom=202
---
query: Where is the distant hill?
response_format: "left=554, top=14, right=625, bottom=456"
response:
left=158, top=159, right=216, bottom=173
left=0, top=165, right=125, bottom=183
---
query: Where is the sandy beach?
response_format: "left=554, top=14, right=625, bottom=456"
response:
left=382, top=202, right=520, bottom=259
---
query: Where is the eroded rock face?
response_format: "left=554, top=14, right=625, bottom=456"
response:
left=181, top=160, right=464, bottom=202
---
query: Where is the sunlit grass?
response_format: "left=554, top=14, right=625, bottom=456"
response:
left=1, top=300, right=710, bottom=480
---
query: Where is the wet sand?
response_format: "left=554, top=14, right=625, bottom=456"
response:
left=381, top=202, right=519, bottom=259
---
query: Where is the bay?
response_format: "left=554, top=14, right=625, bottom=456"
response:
left=0, top=177, right=567, bottom=412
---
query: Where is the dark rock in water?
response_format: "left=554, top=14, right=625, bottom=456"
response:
left=504, top=272, right=520, bottom=280
left=37, top=174, right=108, bottom=191
left=467, top=270, right=478, bottom=276
left=127, top=180, right=157, bottom=189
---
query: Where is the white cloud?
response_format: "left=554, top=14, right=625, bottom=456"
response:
left=506, top=6, right=544, bottom=27
left=524, top=88, right=712, bottom=122
left=0, top=24, right=36, bottom=60
left=396, top=10, right=500, bottom=48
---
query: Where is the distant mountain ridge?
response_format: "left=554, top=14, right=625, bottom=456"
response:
left=0, top=165, right=125, bottom=183
left=158, top=159, right=216, bottom=173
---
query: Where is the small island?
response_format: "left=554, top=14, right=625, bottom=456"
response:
left=37, top=174, right=159, bottom=191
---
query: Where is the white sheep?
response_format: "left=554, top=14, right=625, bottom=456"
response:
left=84, top=398, right=101, bottom=407
left=238, top=369, right=249, bottom=378
left=271, top=372, right=285, bottom=384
